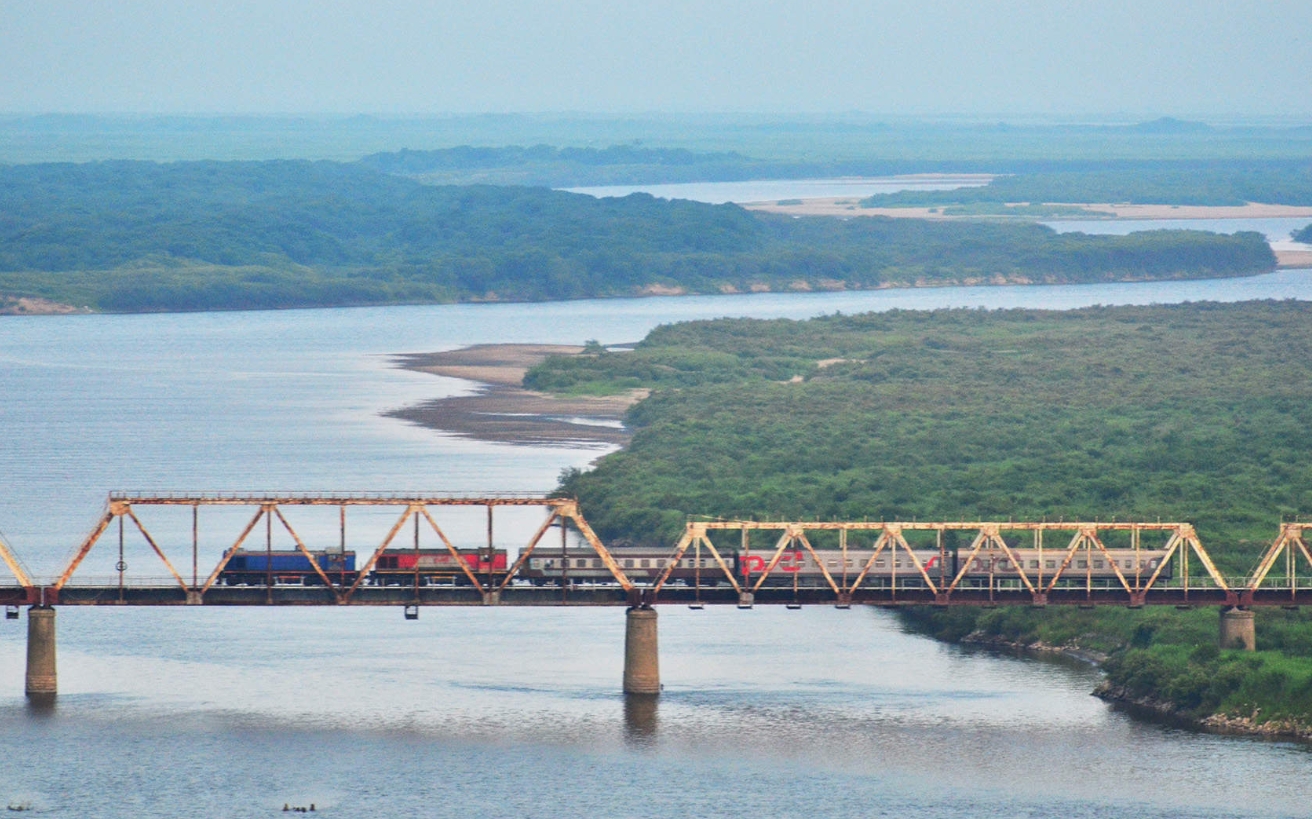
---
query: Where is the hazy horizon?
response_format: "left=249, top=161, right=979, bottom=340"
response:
left=3, top=1, right=1310, bottom=117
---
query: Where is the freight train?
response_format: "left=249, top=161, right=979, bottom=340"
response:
left=217, top=543, right=1172, bottom=588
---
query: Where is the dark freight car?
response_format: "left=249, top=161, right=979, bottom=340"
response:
left=220, top=549, right=357, bottom=585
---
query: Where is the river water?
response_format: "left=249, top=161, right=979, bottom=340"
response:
left=3, top=274, right=1312, bottom=817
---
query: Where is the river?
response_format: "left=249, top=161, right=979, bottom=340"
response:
left=3, top=275, right=1312, bottom=817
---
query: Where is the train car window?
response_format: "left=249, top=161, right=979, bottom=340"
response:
left=1093, top=561, right=1104, bottom=569
left=827, top=560, right=839, bottom=568
left=874, top=560, right=885, bottom=568
left=1029, top=560, right=1039, bottom=569
left=1045, top=560, right=1056, bottom=569
left=545, top=560, right=554, bottom=568
left=999, top=560, right=1010, bottom=570
left=640, top=559, right=650, bottom=568
left=1078, top=560, right=1088, bottom=569
left=623, top=559, right=633, bottom=568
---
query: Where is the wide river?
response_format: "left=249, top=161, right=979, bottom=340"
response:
left=3, top=273, right=1312, bottom=817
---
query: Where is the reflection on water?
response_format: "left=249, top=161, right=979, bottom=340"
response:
left=623, top=694, right=659, bottom=743
left=1, top=606, right=1310, bottom=817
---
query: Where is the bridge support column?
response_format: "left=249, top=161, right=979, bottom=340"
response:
left=25, top=606, right=57, bottom=700
left=623, top=606, right=660, bottom=695
left=1220, top=607, right=1255, bottom=651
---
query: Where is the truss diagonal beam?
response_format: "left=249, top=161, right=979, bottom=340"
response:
left=750, top=530, right=798, bottom=594
left=201, top=507, right=268, bottom=594
left=53, top=507, right=117, bottom=590
left=123, top=507, right=191, bottom=593
left=273, top=507, right=344, bottom=602
left=418, top=507, right=485, bottom=593
left=557, top=501, right=633, bottom=591
left=342, top=505, right=416, bottom=602
left=0, top=535, right=33, bottom=589
left=498, top=511, right=560, bottom=593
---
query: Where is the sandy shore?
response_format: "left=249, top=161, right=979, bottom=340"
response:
left=387, top=344, right=645, bottom=447
left=745, top=198, right=1312, bottom=221
left=0, top=296, right=87, bottom=315
left=1276, top=250, right=1312, bottom=269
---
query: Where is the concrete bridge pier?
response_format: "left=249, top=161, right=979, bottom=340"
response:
left=25, top=606, right=57, bottom=700
left=623, top=606, right=660, bottom=695
left=1220, top=607, right=1256, bottom=651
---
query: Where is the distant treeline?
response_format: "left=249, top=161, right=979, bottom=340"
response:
left=1294, top=223, right=1312, bottom=243
left=358, top=145, right=780, bottom=187
left=0, top=160, right=1276, bottom=312
left=862, top=162, right=1312, bottom=208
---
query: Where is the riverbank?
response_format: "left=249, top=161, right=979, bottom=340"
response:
left=387, top=344, right=645, bottom=447
left=746, top=199, right=1312, bottom=221
left=901, top=605, right=1312, bottom=743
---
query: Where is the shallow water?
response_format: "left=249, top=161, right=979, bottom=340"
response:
left=3, top=278, right=1312, bottom=816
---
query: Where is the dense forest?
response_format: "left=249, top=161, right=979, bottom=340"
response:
left=532, top=301, right=1312, bottom=728
left=358, top=144, right=778, bottom=186
left=0, top=160, right=1274, bottom=312
left=1295, top=223, right=1312, bottom=243
left=862, top=162, right=1312, bottom=208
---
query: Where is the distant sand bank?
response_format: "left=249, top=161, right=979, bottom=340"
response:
left=388, top=344, right=644, bottom=447
left=745, top=198, right=1312, bottom=221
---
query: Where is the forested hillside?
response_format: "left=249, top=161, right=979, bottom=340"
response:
left=0, top=161, right=1274, bottom=312
left=534, top=301, right=1312, bottom=729
left=538, top=302, right=1311, bottom=564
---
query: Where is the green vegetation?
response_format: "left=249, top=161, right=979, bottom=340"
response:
left=535, top=301, right=1312, bottom=730
left=0, top=161, right=1273, bottom=312
left=903, top=606, right=1312, bottom=725
left=1294, top=224, right=1312, bottom=243
left=862, top=162, right=1312, bottom=208
left=359, top=145, right=774, bottom=187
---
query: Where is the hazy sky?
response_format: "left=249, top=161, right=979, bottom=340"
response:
left=2, top=0, right=1309, bottom=116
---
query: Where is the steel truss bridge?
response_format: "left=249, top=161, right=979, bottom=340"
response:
left=0, top=493, right=1310, bottom=610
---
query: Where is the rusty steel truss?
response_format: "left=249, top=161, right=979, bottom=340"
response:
left=0, top=495, right=1308, bottom=608
left=28, top=493, right=630, bottom=606
left=655, top=520, right=1234, bottom=607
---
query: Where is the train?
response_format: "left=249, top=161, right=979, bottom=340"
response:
left=519, top=546, right=1172, bottom=587
left=218, top=548, right=505, bottom=586
left=217, top=544, right=1171, bottom=588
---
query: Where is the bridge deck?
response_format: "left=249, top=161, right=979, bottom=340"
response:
left=0, top=584, right=1279, bottom=608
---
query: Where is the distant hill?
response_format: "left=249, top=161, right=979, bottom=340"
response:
left=1127, top=117, right=1212, bottom=134
left=0, top=160, right=1276, bottom=313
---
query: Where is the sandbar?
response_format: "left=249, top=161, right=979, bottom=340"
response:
left=387, top=344, right=645, bottom=448
left=745, top=198, right=1312, bottom=221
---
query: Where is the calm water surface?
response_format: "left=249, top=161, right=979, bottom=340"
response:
left=3, top=277, right=1312, bottom=817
